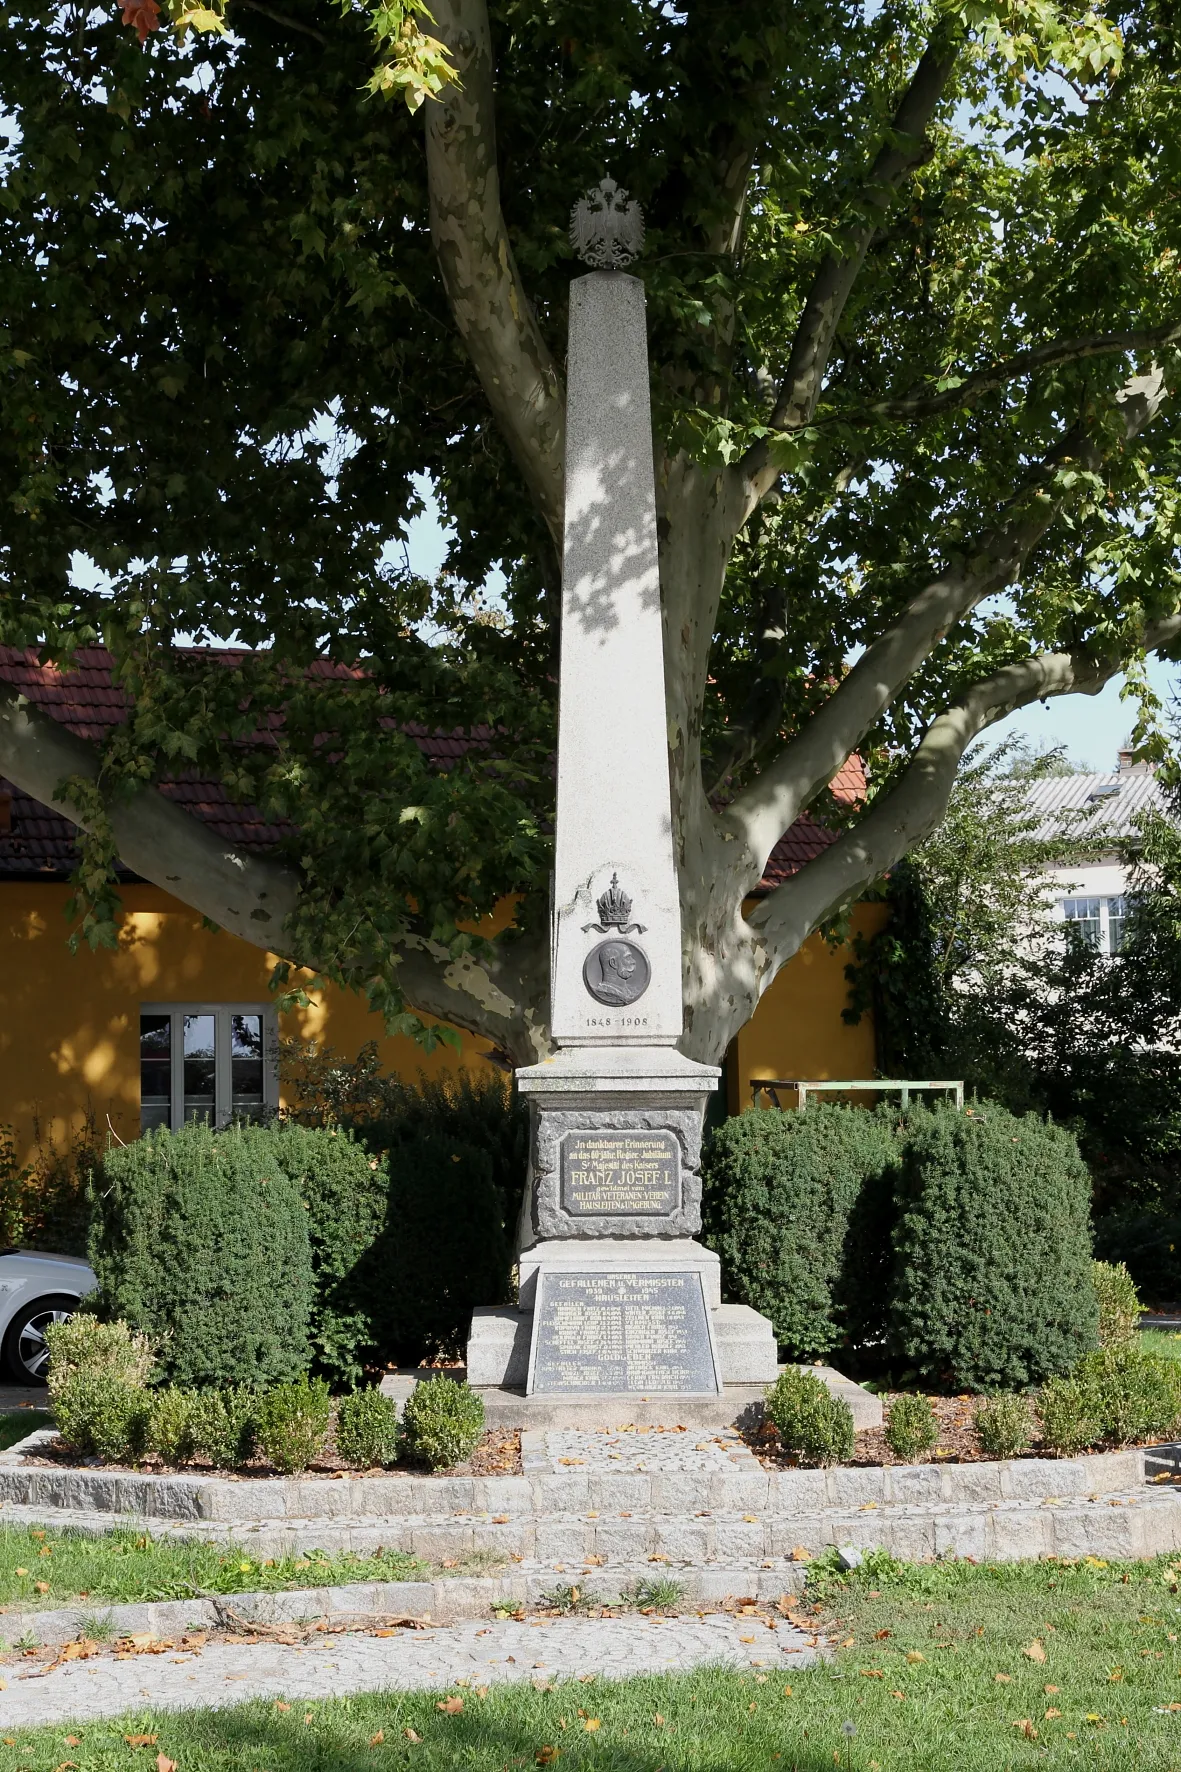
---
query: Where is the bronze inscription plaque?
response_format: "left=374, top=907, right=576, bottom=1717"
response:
left=528, top=1270, right=719, bottom=1394
left=559, top=1130, right=680, bottom=1218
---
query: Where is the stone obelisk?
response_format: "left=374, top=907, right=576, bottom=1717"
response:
left=466, top=179, right=778, bottom=1418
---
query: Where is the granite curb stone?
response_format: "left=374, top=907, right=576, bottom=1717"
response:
left=0, top=1431, right=1146, bottom=1520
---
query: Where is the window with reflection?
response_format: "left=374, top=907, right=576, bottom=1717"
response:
left=139, top=1015, right=171, bottom=1131
left=230, top=1014, right=264, bottom=1117
left=138, top=1005, right=276, bottom=1132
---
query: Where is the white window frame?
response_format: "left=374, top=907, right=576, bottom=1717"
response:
left=139, top=1002, right=280, bottom=1132
left=1058, top=896, right=1127, bottom=957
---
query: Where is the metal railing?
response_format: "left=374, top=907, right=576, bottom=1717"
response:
left=750, top=1077, right=965, bottom=1111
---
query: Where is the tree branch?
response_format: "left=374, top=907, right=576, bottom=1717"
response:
left=392, top=928, right=552, bottom=1067
left=747, top=610, right=1181, bottom=967
left=424, top=0, right=566, bottom=547
left=737, top=31, right=961, bottom=511
left=724, top=363, right=1170, bottom=880
left=0, top=681, right=301, bottom=945
left=835, top=321, right=1181, bottom=427
left=0, top=677, right=554, bottom=1059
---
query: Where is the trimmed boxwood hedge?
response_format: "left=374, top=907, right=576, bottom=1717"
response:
left=90, top=1121, right=314, bottom=1389
left=888, top=1102, right=1098, bottom=1389
left=701, top=1102, right=900, bottom=1358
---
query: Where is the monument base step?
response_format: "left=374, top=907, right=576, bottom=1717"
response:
left=472, top=1385, right=769, bottom=1431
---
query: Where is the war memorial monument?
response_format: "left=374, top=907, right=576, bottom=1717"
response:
left=466, top=180, right=780, bottom=1422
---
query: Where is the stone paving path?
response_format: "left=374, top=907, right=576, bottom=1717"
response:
left=0, top=1613, right=821, bottom=1726
left=526, top=1425, right=756, bottom=1472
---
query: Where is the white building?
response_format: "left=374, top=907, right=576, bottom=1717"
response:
left=1026, top=749, right=1168, bottom=955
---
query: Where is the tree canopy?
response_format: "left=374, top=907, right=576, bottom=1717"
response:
left=0, top=0, right=1178, bottom=1065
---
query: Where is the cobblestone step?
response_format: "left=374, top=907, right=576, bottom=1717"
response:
left=0, top=1562, right=812, bottom=1649
left=3, top=1486, right=1180, bottom=1564
left=0, top=1431, right=1148, bottom=1522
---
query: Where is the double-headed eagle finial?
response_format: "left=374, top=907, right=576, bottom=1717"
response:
left=569, top=177, right=645, bottom=270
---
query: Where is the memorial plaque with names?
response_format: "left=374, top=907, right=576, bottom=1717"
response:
left=560, top=1129, right=680, bottom=1218
left=528, top=1269, right=720, bottom=1394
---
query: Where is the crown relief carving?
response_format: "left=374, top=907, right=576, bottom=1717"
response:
left=582, top=872, right=647, bottom=936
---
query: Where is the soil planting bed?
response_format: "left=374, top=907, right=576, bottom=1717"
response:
left=17, top=1427, right=523, bottom=1481
left=748, top=1393, right=1169, bottom=1468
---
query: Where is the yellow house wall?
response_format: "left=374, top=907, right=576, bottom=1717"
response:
left=726, top=903, right=889, bottom=1115
left=0, top=883, right=501, bottom=1165
left=0, top=884, right=885, bottom=1161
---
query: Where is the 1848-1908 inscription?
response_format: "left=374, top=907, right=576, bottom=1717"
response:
left=528, top=1270, right=719, bottom=1394
left=560, top=1130, right=680, bottom=1217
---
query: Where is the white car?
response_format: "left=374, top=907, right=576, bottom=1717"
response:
left=0, top=1251, right=97, bottom=1385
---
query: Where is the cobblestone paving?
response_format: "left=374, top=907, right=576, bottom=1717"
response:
left=528, top=1425, right=755, bottom=1473
left=0, top=1613, right=822, bottom=1726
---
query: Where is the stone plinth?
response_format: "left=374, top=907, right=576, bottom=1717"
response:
left=518, top=1045, right=718, bottom=1243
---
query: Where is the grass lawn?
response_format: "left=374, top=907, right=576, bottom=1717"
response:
left=0, top=1412, right=49, bottom=1453
left=5, top=1553, right=1181, bottom=1767
left=0, top=1526, right=426, bottom=1613
left=1140, top=1328, right=1181, bottom=1363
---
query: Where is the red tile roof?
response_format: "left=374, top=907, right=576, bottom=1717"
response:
left=0, top=647, right=861, bottom=891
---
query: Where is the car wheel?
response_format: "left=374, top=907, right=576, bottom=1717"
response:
left=1, top=1294, right=78, bottom=1386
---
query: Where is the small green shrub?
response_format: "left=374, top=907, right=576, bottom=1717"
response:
left=888, top=1102, right=1098, bottom=1389
left=763, top=1368, right=855, bottom=1467
left=255, top=1378, right=332, bottom=1474
left=89, top=1122, right=314, bottom=1389
left=188, top=1387, right=259, bottom=1470
left=398, top=1375, right=484, bottom=1471
left=335, top=1386, right=399, bottom=1468
left=1038, top=1376, right=1100, bottom=1457
left=1092, top=1260, right=1141, bottom=1349
left=142, top=1387, right=197, bottom=1465
left=52, top=1372, right=147, bottom=1463
left=884, top=1393, right=938, bottom=1461
left=974, top=1393, right=1032, bottom=1460
left=45, top=1316, right=154, bottom=1395
left=701, top=1104, right=900, bottom=1359
left=1094, top=1209, right=1181, bottom=1304
left=1075, top=1346, right=1181, bottom=1447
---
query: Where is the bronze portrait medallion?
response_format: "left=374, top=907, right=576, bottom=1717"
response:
left=583, top=938, right=651, bottom=1006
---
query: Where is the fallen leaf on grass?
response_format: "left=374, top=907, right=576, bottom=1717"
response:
left=653, top=1714, right=665, bottom=1726
left=156, top=1756, right=177, bottom=1772
left=1024, top=1641, right=1047, bottom=1664
left=1109, top=1668, right=1124, bottom=1683
left=65, top=1739, right=81, bottom=1749
left=404, top=1728, right=422, bottom=1742
left=859, top=1669, right=884, bottom=1679
left=1044, top=1684, right=1060, bottom=1694
left=890, top=1691, right=905, bottom=1701
left=873, top=1629, right=892, bottom=1641
left=437, top=1697, right=464, bottom=1715
left=905, top=1651, right=925, bottom=1665
left=1045, top=1708, right=1062, bottom=1720
left=583, top=1719, right=601, bottom=1732
left=1012, top=1720, right=1038, bottom=1740
left=994, top=1673, right=1012, bottom=1684
left=536, top=1750, right=560, bottom=1766
left=370, top=1732, right=385, bottom=1746
left=274, top=1703, right=290, bottom=1713
left=125, top=1737, right=158, bottom=1749
left=841, top=1637, right=856, bottom=1649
